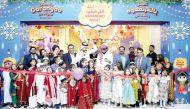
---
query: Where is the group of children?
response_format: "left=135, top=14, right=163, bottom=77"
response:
left=99, top=61, right=174, bottom=108
left=0, top=57, right=175, bottom=109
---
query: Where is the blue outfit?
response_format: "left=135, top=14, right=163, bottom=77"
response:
left=112, top=54, right=130, bottom=70
left=135, top=57, right=151, bottom=74
left=123, top=79, right=136, bottom=105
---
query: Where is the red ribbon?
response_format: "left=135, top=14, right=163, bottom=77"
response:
left=0, top=66, right=190, bottom=78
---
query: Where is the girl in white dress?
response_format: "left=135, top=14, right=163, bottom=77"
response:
left=112, top=62, right=124, bottom=107
left=159, top=69, right=170, bottom=108
left=146, top=66, right=159, bottom=105
left=100, top=64, right=112, bottom=105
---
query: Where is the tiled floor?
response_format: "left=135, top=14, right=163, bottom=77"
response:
left=3, top=104, right=190, bottom=109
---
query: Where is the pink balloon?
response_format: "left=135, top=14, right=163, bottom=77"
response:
left=73, top=68, right=84, bottom=80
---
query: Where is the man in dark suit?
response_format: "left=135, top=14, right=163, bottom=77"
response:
left=23, top=46, right=39, bottom=69
left=135, top=48, right=151, bottom=75
left=62, top=44, right=76, bottom=71
left=147, top=45, right=157, bottom=66
left=112, top=46, right=130, bottom=70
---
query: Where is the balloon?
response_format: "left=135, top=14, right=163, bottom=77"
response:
left=73, top=68, right=84, bottom=80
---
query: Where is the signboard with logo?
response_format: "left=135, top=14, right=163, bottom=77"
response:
left=174, top=58, right=187, bottom=69
left=78, top=1, right=112, bottom=27
left=30, top=2, right=62, bottom=19
left=127, top=2, right=158, bottom=19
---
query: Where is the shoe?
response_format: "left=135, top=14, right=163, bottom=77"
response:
left=24, top=105, right=27, bottom=108
left=120, top=103, right=123, bottom=107
left=142, top=104, right=146, bottom=108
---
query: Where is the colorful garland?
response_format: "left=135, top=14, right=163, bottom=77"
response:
left=7, top=0, right=183, bottom=4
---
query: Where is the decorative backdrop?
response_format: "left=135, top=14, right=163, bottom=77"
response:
left=0, top=0, right=190, bottom=104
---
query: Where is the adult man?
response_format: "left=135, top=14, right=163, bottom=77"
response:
left=112, top=46, right=130, bottom=70
left=96, top=43, right=113, bottom=70
left=74, top=40, right=97, bottom=64
left=23, top=46, right=39, bottom=69
left=147, top=45, right=157, bottom=65
left=62, top=44, right=76, bottom=71
left=128, top=47, right=135, bottom=62
left=135, top=48, right=151, bottom=74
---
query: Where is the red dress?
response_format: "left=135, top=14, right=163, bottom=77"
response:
left=16, top=72, right=28, bottom=102
left=26, top=67, right=36, bottom=97
left=78, top=80, right=93, bottom=109
left=91, top=72, right=100, bottom=102
left=44, top=76, right=57, bottom=100
left=67, top=78, right=77, bottom=106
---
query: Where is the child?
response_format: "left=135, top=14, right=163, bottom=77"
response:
left=79, top=58, right=88, bottom=73
left=60, top=78, right=68, bottom=107
left=26, top=58, right=37, bottom=100
left=112, top=62, right=124, bottom=107
left=78, top=74, right=93, bottom=109
left=130, top=63, right=141, bottom=108
left=87, top=59, right=99, bottom=103
left=35, top=62, right=46, bottom=108
left=146, top=66, right=159, bottom=105
left=140, top=70, right=148, bottom=108
left=10, top=64, right=18, bottom=107
left=159, top=69, right=170, bottom=108
left=15, top=62, right=27, bottom=108
left=2, top=58, right=16, bottom=106
left=44, top=67, right=57, bottom=108
left=100, top=64, right=112, bottom=105
left=156, top=62, right=163, bottom=75
left=67, top=64, right=77, bottom=107
left=123, top=69, right=136, bottom=106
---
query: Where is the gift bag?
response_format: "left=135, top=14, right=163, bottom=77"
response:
left=29, top=86, right=37, bottom=108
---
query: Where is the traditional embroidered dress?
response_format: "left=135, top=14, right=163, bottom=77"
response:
left=44, top=75, right=57, bottom=106
left=87, top=70, right=100, bottom=102
left=67, top=78, right=77, bottom=106
left=26, top=67, right=36, bottom=98
left=78, top=80, right=93, bottom=109
left=10, top=72, right=17, bottom=105
left=15, top=72, right=27, bottom=103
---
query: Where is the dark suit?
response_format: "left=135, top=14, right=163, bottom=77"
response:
left=135, top=57, right=151, bottom=74
left=62, top=53, right=76, bottom=70
left=23, top=53, right=39, bottom=70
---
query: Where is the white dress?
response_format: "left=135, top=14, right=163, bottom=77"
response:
left=2, top=71, right=12, bottom=103
left=146, top=75, right=159, bottom=103
left=112, top=74, right=123, bottom=103
left=100, top=74, right=112, bottom=100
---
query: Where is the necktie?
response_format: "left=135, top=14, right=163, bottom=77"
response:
left=138, top=58, right=141, bottom=69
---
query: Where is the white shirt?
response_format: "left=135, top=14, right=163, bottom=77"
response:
left=96, top=51, right=113, bottom=70
left=73, top=44, right=97, bottom=63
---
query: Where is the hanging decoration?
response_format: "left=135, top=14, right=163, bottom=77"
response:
left=0, top=0, right=8, bottom=10
left=0, top=21, right=19, bottom=40
left=20, top=24, right=29, bottom=41
left=161, top=24, right=170, bottom=41
left=170, top=21, right=190, bottom=40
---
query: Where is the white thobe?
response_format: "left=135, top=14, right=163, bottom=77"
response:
left=2, top=71, right=12, bottom=103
